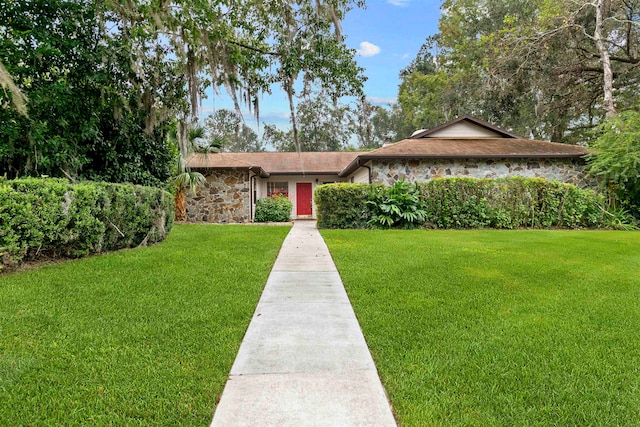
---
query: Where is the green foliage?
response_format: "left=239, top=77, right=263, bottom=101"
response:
left=203, top=110, right=264, bottom=152
left=100, top=0, right=365, bottom=150
left=0, top=0, right=181, bottom=184
left=400, top=0, right=640, bottom=142
left=398, top=71, right=454, bottom=132
left=314, top=183, right=375, bottom=229
left=263, top=90, right=356, bottom=152
left=367, top=180, right=427, bottom=229
left=352, top=98, right=409, bottom=148
left=600, top=206, right=639, bottom=231
left=421, top=178, right=606, bottom=229
left=1, top=0, right=365, bottom=181
left=314, top=178, right=610, bottom=229
left=172, top=171, right=206, bottom=194
left=587, top=110, right=640, bottom=217
left=254, top=195, right=293, bottom=222
left=0, top=178, right=174, bottom=271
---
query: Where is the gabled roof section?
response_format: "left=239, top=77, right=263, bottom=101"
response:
left=338, top=138, right=590, bottom=177
left=410, top=115, right=521, bottom=139
left=187, top=152, right=362, bottom=176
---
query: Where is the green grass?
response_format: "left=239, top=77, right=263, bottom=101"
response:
left=322, top=229, right=640, bottom=426
left=0, top=224, right=290, bottom=426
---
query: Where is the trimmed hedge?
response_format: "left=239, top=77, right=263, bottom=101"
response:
left=419, top=178, right=606, bottom=229
left=315, top=178, right=610, bottom=229
left=254, top=195, right=293, bottom=222
left=1, top=178, right=174, bottom=271
left=315, top=183, right=381, bottom=229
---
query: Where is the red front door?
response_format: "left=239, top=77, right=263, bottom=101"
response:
left=296, top=183, right=313, bottom=216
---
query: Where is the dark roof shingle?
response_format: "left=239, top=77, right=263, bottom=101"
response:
left=187, top=139, right=589, bottom=178
left=187, top=152, right=362, bottom=177
left=338, top=138, right=589, bottom=176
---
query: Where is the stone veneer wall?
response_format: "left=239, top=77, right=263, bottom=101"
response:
left=370, top=158, right=596, bottom=189
left=185, top=169, right=250, bottom=223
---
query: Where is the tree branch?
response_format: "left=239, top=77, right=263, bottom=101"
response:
left=227, top=40, right=279, bottom=56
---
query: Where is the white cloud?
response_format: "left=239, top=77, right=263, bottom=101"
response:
left=368, top=96, right=398, bottom=106
left=387, top=0, right=410, bottom=6
left=401, top=53, right=410, bottom=60
left=356, top=41, right=381, bottom=57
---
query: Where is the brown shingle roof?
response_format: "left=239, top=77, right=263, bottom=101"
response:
left=339, top=138, right=590, bottom=176
left=187, top=152, right=362, bottom=177
left=187, top=139, right=589, bottom=178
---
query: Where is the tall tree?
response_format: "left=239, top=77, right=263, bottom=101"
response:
left=104, top=0, right=365, bottom=150
left=400, top=0, right=640, bottom=143
left=352, top=99, right=408, bottom=148
left=0, top=0, right=185, bottom=183
left=0, top=0, right=365, bottom=182
left=587, top=109, right=640, bottom=215
left=203, top=110, right=264, bottom=152
left=268, top=90, right=354, bottom=152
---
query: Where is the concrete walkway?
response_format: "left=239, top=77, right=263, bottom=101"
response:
left=210, top=221, right=396, bottom=426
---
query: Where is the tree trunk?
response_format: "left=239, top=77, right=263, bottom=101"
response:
left=175, top=190, right=186, bottom=221
left=594, top=0, right=616, bottom=118
left=285, top=76, right=300, bottom=153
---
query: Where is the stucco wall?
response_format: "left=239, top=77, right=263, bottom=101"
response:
left=427, top=121, right=503, bottom=138
left=370, top=158, right=596, bottom=188
left=350, top=164, right=370, bottom=184
left=185, top=170, right=251, bottom=223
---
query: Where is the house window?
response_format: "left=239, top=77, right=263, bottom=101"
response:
left=267, top=181, right=289, bottom=197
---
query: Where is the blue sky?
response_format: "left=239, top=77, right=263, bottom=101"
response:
left=201, top=0, right=441, bottom=129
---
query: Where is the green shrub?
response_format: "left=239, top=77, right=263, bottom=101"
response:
left=315, top=183, right=378, bottom=229
left=587, top=110, right=640, bottom=217
left=0, top=178, right=174, bottom=271
left=314, top=178, right=611, bottom=229
left=367, top=180, right=427, bottom=229
left=420, top=178, right=607, bottom=229
left=254, top=195, right=292, bottom=222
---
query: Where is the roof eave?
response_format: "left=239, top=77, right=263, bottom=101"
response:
left=354, top=153, right=589, bottom=161
left=339, top=157, right=362, bottom=177
left=264, top=171, right=344, bottom=176
left=190, top=165, right=270, bottom=178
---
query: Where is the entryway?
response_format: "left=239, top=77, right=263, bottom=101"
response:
left=296, top=182, right=313, bottom=216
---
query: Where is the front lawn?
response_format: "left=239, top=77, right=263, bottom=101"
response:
left=322, top=230, right=640, bottom=426
left=0, top=224, right=290, bottom=425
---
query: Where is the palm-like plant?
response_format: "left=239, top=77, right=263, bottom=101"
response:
left=170, top=120, right=206, bottom=221
left=367, top=180, right=428, bottom=229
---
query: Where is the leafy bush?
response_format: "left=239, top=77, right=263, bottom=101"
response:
left=254, top=195, right=292, bottom=222
left=315, top=183, right=378, bottom=229
left=587, top=110, right=640, bottom=218
left=315, top=178, right=611, bottom=229
left=0, top=178, right=174, bottom=271
left=367, top=180, right=427, bottom=228
left=420, top=178, right=607, bottom=229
